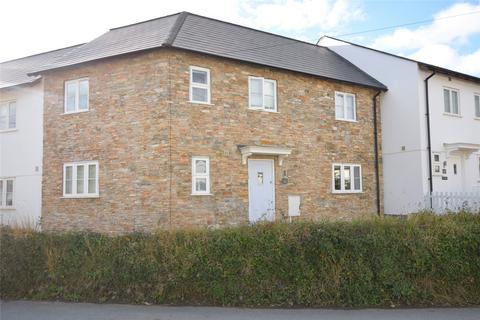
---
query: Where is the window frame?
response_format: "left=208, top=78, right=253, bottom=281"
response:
left=474, top=94, right=480, bottom=119
left=64, top=78, right=89, bottom=114
left=0, top=177, right=15, bottom=209
left=432, top=152, right=442, bottom=176
left=332, top=163, right=362, bottom=193
left=191, top=156, right=211, bottom=195
left=443, top=87, right=460, bottom=116
left=477, top=155, right=480, bottom=181
left=63, top=161, right=99, bottom=198
left=248, top=76, right=278, bottom=112
left=0, top=100, right=17, bottom=132
left=335, top=91, right=357, bottom=122
left=189, top=66, right=211, bottom=105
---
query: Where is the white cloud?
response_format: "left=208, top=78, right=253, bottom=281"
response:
left=455, top=48, right=480, bottom=74
left=244, top=0, right=364, bottom=33
left=369, top=2, right=480, bottom=76
left=372, top=2, right=480, bottom=51
left=0, top=0, right=363, bottom=61
left=409, top=44, right=480, bottom=76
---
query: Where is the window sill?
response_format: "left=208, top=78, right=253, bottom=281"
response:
left=474, top=117, right=480, bottom=121
left=335, top=118, right=358, bottom=123
left=247, top=108, right=278, bottom=113
left=0, top=207, right=15, bottom=211
left=61, top=195, right=99, bottom=199
left=332, top=190, right=363, bottom=194
left=0, top=128, right=17, bottom=133
left=188, top=101, right=214, bottom=106
left=443, top=112, right=461, bottom=118
left=191, top=193, right=213, bottom=196
left=63, top=109, right=89, bottom=115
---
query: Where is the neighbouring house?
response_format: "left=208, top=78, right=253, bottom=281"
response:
left=320, top=36, right=480, bottom=214
left=0, top=45, right=82, bottom=227
left=29, top=12, right=387, bottom=233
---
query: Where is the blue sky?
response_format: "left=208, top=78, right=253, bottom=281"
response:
left=2, top=0, right=479, bottom=75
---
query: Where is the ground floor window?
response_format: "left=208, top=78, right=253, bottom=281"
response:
left=63, top=161, right=99, bottom=197
left=0, top=178, right=14, bottom=208
left=332, top=164, right=362, bottom=193
left=192, top=156, right=210, bottom=195
left=433, top=152, right=442, bottom=175
left=477, top=156, right=480, bottom=180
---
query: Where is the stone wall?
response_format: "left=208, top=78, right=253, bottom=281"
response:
left=42, top=48, right=382, bottom=233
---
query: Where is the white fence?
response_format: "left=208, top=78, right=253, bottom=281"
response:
left=425, top=192, right=480, bottom=214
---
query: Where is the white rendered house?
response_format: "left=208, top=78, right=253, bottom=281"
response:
left=320, top=37, right=480, bottom=214
left=0, top=45, right=81, bottom=227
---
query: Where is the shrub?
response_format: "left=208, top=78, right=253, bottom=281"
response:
left=1, top=213, right=479, bottom=307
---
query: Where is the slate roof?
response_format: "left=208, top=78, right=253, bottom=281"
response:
left=28, top=12, right=387, bottom=90
left=0, top=44, right=83, bottom=89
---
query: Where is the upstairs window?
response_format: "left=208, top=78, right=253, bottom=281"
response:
left=63, top=161, right=99, bottom=197
left=65, top=79, right=89, bottom=113
left=248, top=77, right=277, bottom=112
left=189, top=67, right=211, bottom=104
left=335, top=92, right=356, bottom=121
left=0, top=178, right=14, bottom=208
left=443, top=88, right=459, bottom=115
left=332, top=164, right=362, bottom=193
left=475, top=94, right=480, bottom=118
left=0, top=101, right=16, bottom=131
left=192, top=156, right=210, bottom=195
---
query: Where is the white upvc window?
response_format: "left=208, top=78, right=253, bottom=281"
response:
left=443, top=88, right=460, bottom=115
left=189, top=66, right=211, bottom=104
left=477, top=155, right=480, bottom=180
left=0, top=101, right=16, bottom=131
left=64, top=78, right=89, bottom=113
left=432, top=152, right=441, bottom=176
left=474, top=94, right=480, bottom=118
left=192, top=156, right=210, bottom=195
left=248, top=76, right=277, bottom=112
left=63, top=161, right=99, bottom=198
left=335, top=92, right=356, bottom=121
left=0, top=178, right=15, bottom=209
left=332, top=164, right=362, bottom=193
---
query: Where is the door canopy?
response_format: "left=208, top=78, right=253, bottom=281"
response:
left=238, top=145, right=292, bottom=166
left=444, top=142, right=480, bottom=158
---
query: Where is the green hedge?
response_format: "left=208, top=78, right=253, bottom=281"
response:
left=1, top=214, right=480, bottom=307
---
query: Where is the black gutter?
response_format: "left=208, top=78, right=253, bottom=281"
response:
left=373, top=91, right=381, bottom=216
left=424, top=71, right=436, bottom=209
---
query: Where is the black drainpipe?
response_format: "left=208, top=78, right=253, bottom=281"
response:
left=373, top=91, right=381, bottom=216
left=425, top=71, right=436, bottom=209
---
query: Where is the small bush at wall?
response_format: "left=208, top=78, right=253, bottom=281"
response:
left=1, top=213, right=479, bottom=307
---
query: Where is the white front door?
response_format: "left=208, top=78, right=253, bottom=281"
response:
left=448, top=155, right=465, bottom=192
left=248, top=159, right=275, bottom=222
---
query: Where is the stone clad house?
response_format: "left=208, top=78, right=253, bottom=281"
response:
left=320, top=36, right=480, bottom=214
left=31, top=12, right=387, bottom=233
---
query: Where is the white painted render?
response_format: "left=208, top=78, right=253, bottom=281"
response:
left=0, top=81, right=43, bottom=227
left=320, top=37, right=480, bottom=214
left=421, top=72, right=480, bottom=194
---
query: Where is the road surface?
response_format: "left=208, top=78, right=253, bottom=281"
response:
left=1, top=300, right=479, bottom=320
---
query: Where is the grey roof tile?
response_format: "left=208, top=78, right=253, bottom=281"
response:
left=41, top=13, right=180, bottom=72
left=0, top=44, right=83, bottom=89
left=28, top=12, right=387, bottom=90
left=172, top=14, right=386, bottom=89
